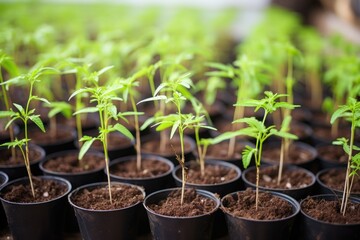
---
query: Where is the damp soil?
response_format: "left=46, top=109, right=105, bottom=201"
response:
left=70, top=184, right=144, bottom=210
left=141, top=137, right=192, bottom=157
left=301, top=197, right=360, bottom=224
left=0, top=177, right=68, bottom=203
left=147, top=188, right=217, bottom=217
left=262, top=143, right=314, bottom=164
left=317, top=145, right=348, bottom=164
left=221, top=188, right=294, bottom=220
left=319, top=168, right=360, bottom=193
left=43, top=152, right=105, bottom=173
left=177, top=162, right=238, bottom=185
left=245, top=166, right=313, bottom=189
left=110, top=158, right=170, bottom=178
left=0, top=147, right=42, bottom=166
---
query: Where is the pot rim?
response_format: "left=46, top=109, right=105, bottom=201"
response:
left=143, top=187, right=220, bottom=219
left=0, top=143, right=46, bottom=168
left=0, top=175, right=72, bottom=205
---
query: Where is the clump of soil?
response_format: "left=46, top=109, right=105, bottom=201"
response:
left=43, top=152, right=105, bottom=173
left=0, top=147, right=42, bottom=166
left=110, top=158, right=170, bottom=178
left=148, top=188, right=217, bottom=217
left=0, top=177, right=68, bottom=203
left=70, top=184, right=144, bottom=210
left=301, top=197, right=360, bottom=224
left=245, top=166, right=313, bottom=189
left=222, top=188, right=294, bottom=220
left=178, top=162, right=238, bottom=184
left=319, top=168, right=360, bottom=193
left=262, top=143, right=314, bottom=164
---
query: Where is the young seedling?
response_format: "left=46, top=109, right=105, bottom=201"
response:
left=222, top=91, right=298, bottom=210
left=330, top=97, right=360, bottom=216
left=0, top=66, right=58, bottom=197
left=139, top=71, right=202, bottom=205
left=69, top=66, right=134, bottom=204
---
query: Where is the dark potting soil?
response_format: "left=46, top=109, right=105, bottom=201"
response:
left=246, top=166, right=313, bottom=189
left=148, top=188, right=217, bottom=217
left=70, top=184, right=144, bottom=210
left=301, top=197, right=360, bottom=224
left=0, top=177, right=68, bottom=203
left=319, top=168, right=360, bottom=193
left=141, top=138, right=192, bottom=157
left=178, top=162, right=238, bottom=184
left=262, top=144, right=313, bottom=164
left=27, top=128, right=74, bottom=145
left=206, top=141, right=244, bottom=159
left=43, top=153, right=105, bottom=173
left=0, top=147, right=41, bottom=166
left=110, top=158, right=170, bottom=178
left=222, top=188, right=293, bottom=220
left=317, top=145, right=355, bottom=164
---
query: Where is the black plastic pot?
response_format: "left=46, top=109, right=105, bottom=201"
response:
left=0, top=176, right=72, bottom=240
left=242, top=165, right=316, bottom=201
left=316, top=144, right=348, bottom=170
left=316, top=167, right=360, bottom=198
left=39, top=149, right=106, bottom=233
left=172, top=160, right=242, bottom=197
left=109, top=154, right=174, bottom=194
left=0, top=144, right=45, bottom=181
left=295, top=195, right=360, bottom=240
left=172, top=160, right=241, bottom=238
left=143, top=188, right=220, bottom=240
left=221, top=190, right=300, bottom=240
left=0, top=171, right=9, bottom=230
left=68, top=182, right=145, bottom=240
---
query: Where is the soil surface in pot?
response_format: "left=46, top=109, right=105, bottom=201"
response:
left=301, top=197, right=360, bottom=224
left=246, top=166, right=313, bottom=189
left=222, top=188, right=293, bottom=220
left=141, top=138, right=192, bottom=157
left=110, top=158, right=170, bottom=178
left=263, top=143, right=314, bottom=164
left=148, top=188, right=216, bottom=217
left=317, top=145, right=348, bottom=164
left=43, top=153, right=105, bottom=173
left=177, top=162, right=238, bottom=184
left=206, top=141, right=245, bottom=160
left=91, top=133, right=133, bottom=151
left=27, top=127, right=74, bottom=145
left=71, top=184, right=143, bottom=210
left=0, top=148, right=41, bottom=166
left=0, top=177, right=68, bottom=203
left=319, top=168, right=360, bottom=193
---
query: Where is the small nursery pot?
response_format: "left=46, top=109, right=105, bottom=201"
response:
left=143, top=188, right=220, bottom=240
left=172, top=160, right=242, bottom=197
left=296, top=195, right=360, bottom=240
left=316, top=167, right=360, bottom=198
left=68, top=182, right=145, bottom=240
left=242, top=165, right=316, bottom=200
left=316, top=144, right=349, bottom=170
left=0, top=144, right=45, bottom=180
left=221, top=190, right=300, bottom=240
left=109, top=154, right=174, bottom=194
left=0, top=176, right=72, bottom=240
left=0, top=171, right=9, bottom=230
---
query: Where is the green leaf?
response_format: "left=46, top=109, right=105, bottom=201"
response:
left=242, top=145, right=256, bottom=169
left=13, top=103, right=24, bottom=114
left=140, top=116, right=156, bottom=130
left=79, top=138, right=96, bottom=160
left=137, top=95, right=167, bottom=104
left=73, top=107, right=98, bottom=115
left=31, top=96, right=50, bottom=105
left=29, top=115, right=46, bottom=132
left=234, top=117, right=265, bottom=132
left=68, top=88, right=91, bottom=101
left=155, top=121, right=173, bottom=131
left=271, top=129, right=298, bottom=140
left=113, top=123, right=134, bottom=140
left=330, top=105, right=349, bottom=124
left=170, top=119, right=180, bottom=139
left=97, top=65, right=114, bottom=76
left=0, top=111, right=14, bottom=118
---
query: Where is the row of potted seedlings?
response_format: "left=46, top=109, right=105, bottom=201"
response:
left=0, top=4, right=359, bottom=240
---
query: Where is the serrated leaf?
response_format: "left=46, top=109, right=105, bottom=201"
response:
left=108, top=105, right=117, bottom=119
left=235, top=117, right=265, bottom=132
left=330, top=106, right=349, bottom=124
left=113, top=123, right=134, bottom=140
left=68, top=88, right=91, bottom=101
left=271, top=129, right=298, bottom=140
left=155, top=121, right=173, bottom=131
left=29, top=115, right=46, bottom=132
left=170, top=120, right=180, bottom=139
left=32, top=96, right=50, bottom=105
left=242, top=145, right=256, bottom=169
left=79, top=138, right=96, bottom=160
left=13, top=103, right=24, bottom=114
